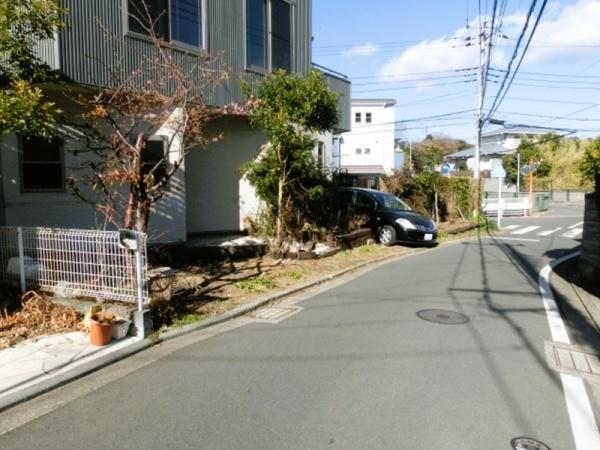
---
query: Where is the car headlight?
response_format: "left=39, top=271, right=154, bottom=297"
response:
left=396, top=218, right=416, bottom=230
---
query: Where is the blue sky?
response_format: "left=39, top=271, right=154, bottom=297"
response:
left=312, top=0, right=600, bottom=143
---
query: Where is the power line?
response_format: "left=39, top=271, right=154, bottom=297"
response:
left=485, top=0, right=549, bottom=122
left=504, top=96, right=598, bottom=106
left=483, top=0, right=539, bottom=123
left=352, top=73, right=474, bottom=87
left=395, top=92, right=473, bottom=108
left=350, top=67, right=477, bottom=80
left=353, top=79, right=476, bottom=93
left=352, top=109, right=477, bottom=128
left=491, top=67, right=600, bottom=79
left=496, top=110, right=600, bottom=122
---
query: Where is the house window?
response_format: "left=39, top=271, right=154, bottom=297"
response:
left=128, top=0, right=202, bottom=47
left=171, top=0, right=202, bottom=47
left=317, top=141, right=324, bottom=168
left=364, top=148, right=371, bottom=155
left=355, top=112, right=361, bottom=123
left=21, top=136, right=64, bottom=192
left=271, top=0, right=291, bottom=71
left=365, top=112, right=372, bottom=123
left=141, top=137, right=168, bottom=183
left=246, top=0, right=267, bottom=68
left=355, top=148, right=362, bottom=155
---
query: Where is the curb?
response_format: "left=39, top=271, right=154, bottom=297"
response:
left=0, top=231, right=481, bottom=413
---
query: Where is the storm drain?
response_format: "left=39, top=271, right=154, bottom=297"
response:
left=249, top=305, right=303, bottom=324
left=510, top=437, right=552, bottom=450
left=416, top=309, right=469, bottom=325
left=544, top=341, right=600, bottom=383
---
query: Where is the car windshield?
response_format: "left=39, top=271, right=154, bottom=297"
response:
left=372, top=192, right=412, bottom=211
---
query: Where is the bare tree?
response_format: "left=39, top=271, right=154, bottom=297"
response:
left=67, top=3, right=241, bottom=233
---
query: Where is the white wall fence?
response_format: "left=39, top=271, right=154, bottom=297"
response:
left=482, top=197, right=531, bottom=217
left=0, top=227, right=149, bottom=305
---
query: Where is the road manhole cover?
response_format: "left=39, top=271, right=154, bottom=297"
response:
left=510, top=437, right=551, bottom=450
left=416, top=309, right=469, bottom=325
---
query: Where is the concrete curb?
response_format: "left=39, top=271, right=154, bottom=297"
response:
left=0, top=338, right=152, bottom=413
left=0, top=230, right=482, bottom=413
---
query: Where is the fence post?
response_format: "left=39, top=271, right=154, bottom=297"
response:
left=135, top=233, right=144, bottom=312
left=17, top=227, right=26, bottom=292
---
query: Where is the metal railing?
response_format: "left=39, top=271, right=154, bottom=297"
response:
left=0, top=227, right=148, bottom=306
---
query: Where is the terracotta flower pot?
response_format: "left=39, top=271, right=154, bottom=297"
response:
left=89, top=313, right=114, bottom=346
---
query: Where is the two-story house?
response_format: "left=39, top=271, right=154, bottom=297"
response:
left=445, top=125, right=558, bottom=176
left=338, top=99, right=396, bottom=188
left=0, top=0, right=351, bottom=243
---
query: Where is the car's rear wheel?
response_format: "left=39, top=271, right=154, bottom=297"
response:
left=378, top=225, right=396, bottom=246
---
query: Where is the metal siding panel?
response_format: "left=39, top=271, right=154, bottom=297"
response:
left=56, top=0, right=312, bottom=106
left=319, top=71, right=351, bottom=133
left=34, top=39, right=59, bottom=70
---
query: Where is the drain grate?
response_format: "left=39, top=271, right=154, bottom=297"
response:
left=249, top=305, right=303, bottom=324
left=510, top=437, right=551, bottom=450
left=416, top=309, right=469, bottom=325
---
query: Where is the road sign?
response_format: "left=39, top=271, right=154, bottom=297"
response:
left=491, top=164, right=506, bottom=178
left=521, top=161, right=540, bottom=176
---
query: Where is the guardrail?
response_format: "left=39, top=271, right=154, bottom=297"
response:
left=0, top=227, right=149, bottom=305
left=483, top=198, right=531, bottom=217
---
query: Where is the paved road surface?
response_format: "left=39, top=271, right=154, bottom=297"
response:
left=0, top=203, right=593, bottom=449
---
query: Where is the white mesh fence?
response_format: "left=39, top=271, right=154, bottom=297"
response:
left=0, top=227, right=148, bottom=304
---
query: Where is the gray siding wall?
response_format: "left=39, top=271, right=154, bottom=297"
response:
left=320, top=72, right=352, bottom=133
left=54, top=0, right=312, bottom=106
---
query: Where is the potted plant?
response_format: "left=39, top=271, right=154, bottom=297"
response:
left=111, top=317, right=132, bottom=340
left=89, top=311, right=116, bottom=346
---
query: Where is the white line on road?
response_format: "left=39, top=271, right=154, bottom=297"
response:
left=511, top=226, right=541, bottom=235
left=539, top=227, right=562, bottom=237
left=569, top=222, right=584, bottom=229
left=562, top=228, right=583, bottom=239
left=493, top=237, right=540, bottom=242
left=539, top=253, right=600, bottom=450
left=504, top=225, right=520, bottom=230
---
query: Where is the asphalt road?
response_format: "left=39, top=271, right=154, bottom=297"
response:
left=0, top=203, right=590, bottom=449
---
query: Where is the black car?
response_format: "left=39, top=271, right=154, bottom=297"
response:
left=340, top=187, right=438, bottom=246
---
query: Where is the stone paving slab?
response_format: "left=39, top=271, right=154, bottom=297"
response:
left=0, top=332, right=137, bottom=401
left=545, top=341, right=600, bottom=383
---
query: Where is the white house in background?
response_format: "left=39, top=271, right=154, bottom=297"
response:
left=445, top=125, right=558, bottom=175
left=339, top=99, right=396, bottom=188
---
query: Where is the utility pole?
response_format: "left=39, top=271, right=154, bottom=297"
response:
left=474, top=21, right=486, bottom=183
left=474, top=20, right=489, bottom=216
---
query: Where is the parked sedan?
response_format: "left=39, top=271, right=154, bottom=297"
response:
left=341, top=188, right=438, bottom=246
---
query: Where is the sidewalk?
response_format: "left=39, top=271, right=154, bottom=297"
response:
left=0, top=332, right=141, bottom=411
left=550, top=254, right=600, bottom=421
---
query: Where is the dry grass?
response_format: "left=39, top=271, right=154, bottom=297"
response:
left=0, top=291, right=85, bottom=349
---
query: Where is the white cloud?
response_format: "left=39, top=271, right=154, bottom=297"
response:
left=342, top=43, right=379, bottom=58
left=378, top=0, right=600, bottom=83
